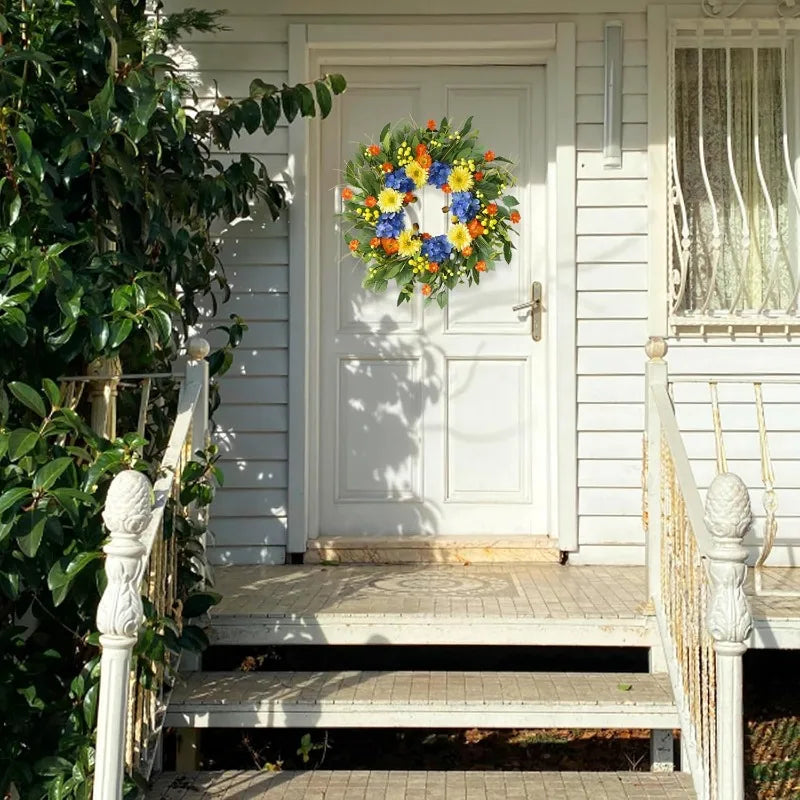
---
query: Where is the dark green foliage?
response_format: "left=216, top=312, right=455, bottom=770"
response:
left=0, top=1, right=345, bottom=797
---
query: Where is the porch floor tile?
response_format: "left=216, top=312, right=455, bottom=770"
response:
left=147, top=770, right=697, bottom=799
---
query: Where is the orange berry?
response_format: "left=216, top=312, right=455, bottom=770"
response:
left=474, top=171, right=484, bottom=181
left=348, top=239, right=359, bottom=252
left=442, top=183, right=452, bottom=194
left=404, top=192, right=415, bottom=204
left=486, top=203, right=498, bottom=216
left=382, top=162, right=394, bottom=173
left=510, top=210, right=521, bottom=224
left=428, top=262, right=439, bottom=273
left=365, top=195, right=377, bottom=208
left=476, top=260, right=487, bottom=272
left=461, top=246, right=473, bottom=257
left=421, top=283, right=432, bottom=296
left=368, top=144, right=381, bottom=156
left=341, top=187, right=353, bottom=200
left=484, top=150, right=495, bottom=162
left=427, top=119, right=437, bottom=131
left=422, top=233, right=432, bottom=240
left=370, top=237, right=380, bottom=248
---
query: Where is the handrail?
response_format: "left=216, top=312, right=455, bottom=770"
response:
left=650, top=383, right=714, bottom=555
left=93, top=338, right=210, bottom=799
left=645, top=337, right=753, bottom=800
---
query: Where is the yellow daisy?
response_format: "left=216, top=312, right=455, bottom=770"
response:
left=405, top=161, right=429, bottom=189
left=397, top=229, right=422, bottom=257
left=377, top=188, right=403, bottom=213
left=447, top=223, right=471, bottom=251
left=448, top=165, right=473, bottom=193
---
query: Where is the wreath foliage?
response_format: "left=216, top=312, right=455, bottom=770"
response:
left=340, top=117, right=521, bottom=307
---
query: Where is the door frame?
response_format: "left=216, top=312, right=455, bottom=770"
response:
left=287, top=22, right=577, bottom=553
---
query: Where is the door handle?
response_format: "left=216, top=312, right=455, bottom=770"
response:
left=512, top=282, right=543, bottom=341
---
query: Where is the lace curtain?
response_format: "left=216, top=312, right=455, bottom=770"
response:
left=672, top=47, right=794, bottom=315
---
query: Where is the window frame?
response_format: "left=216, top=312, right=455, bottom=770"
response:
left=649, top=12, right=800, bottom=337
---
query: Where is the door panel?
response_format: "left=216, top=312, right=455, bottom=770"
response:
left=318, top=65, right=548, bottom=536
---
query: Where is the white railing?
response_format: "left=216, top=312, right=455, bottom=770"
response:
left=668, top=375, right=800, bottom=597
left=644, top=337, right=753, bottom=800
left=93, top=338, right=210, bottom=800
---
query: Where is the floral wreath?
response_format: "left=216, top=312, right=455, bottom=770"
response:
left=339, top=117, right=521, bottom=306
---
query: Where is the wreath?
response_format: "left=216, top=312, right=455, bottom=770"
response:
left=339, top=117, right=521, bottom=307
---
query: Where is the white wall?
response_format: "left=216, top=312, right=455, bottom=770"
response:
left=175, top=1, right=797, bottom=567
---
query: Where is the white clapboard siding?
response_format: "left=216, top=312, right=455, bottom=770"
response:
left=174, top=6, right=654, bottom=564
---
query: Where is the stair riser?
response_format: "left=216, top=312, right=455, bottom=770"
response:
left=209, top=619, right=659, bottom=648
left=305, top=548, right=560, bottom=565
left=166, top=708, right=679, bottom=729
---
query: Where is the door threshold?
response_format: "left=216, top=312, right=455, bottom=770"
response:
left=305, top=535, right=559, bottom=565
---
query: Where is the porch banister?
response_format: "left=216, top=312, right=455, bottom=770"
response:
left=94, top=470, right=154, bottom=800
left=644, top=335, right=668, bottom=606
left=705, top=472, right=753, bottom=800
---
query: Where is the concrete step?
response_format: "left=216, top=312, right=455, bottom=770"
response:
left=209, top=564, right=657, bottom=647
left=304, top=535, right=560, bottom=565
left=148, top=770, right=696, bottom=799
left=165, top=670, right=678, bottom=729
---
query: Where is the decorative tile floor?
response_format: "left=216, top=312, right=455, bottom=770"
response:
left=210, top=565, right=649, bottom=620
left=147, top=770, right=697, bottom=799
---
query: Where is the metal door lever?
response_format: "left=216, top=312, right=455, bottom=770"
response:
left=512, top=282, right=543, bottom=341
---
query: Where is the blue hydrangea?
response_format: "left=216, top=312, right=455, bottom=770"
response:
left=385, top=167, right=414, bottom=193
left=421, top=234, right=453, bottom=263
left=450, top=191, right=480, bottom=223
left=375, top=212, right=405, bottom=239
left=428, top=161, right=452, bottom=188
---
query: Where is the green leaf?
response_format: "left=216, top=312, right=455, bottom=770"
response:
left=9, top=381, right=47, bottom=417
left=108, top=318, right=134, bottom=349
left=150, top=308, right=173, bottom=343
left=281, top=87, right=299, bottom=123
left=83, top=682, right=99, bottom=727
left=12, top=129, right=32, bottom=163
left=178, top=624, right=210, bottom=653
left=502, top=195, right=519, bottom=207
left=239, top=98, right=261, bottom=135
left=617, top=683, right=633, bottom=691
left=314, top=81, right=332, bottom=119
left=33, top=457, right=73, bottom=492
left=7, top=194, right=21, bottom=226
left=90, top=317, right=109, bottom=350
left=437, top=292, right=448, bottom=309
left=8, top=428, right=38, bottom=460
left=295, top=84, right=316, bottom=118
left=35, top=756, right=73, bottom=777
left=17, top=511, right=46, bottom=558
left=0, top=487, right=32, bottom=515
left=182, top=591, right=222, bottom=618
left=328, top=73, right=347, bottom=95
left=261, top=95, right=280, bottom=135
left=42, top=378, right=61, bottom=408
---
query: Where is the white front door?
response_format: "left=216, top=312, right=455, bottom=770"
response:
left=317, top=65, right=549, bottom=537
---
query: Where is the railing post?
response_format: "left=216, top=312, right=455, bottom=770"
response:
left=644, top=336, right=669, bottom=607
left=88, top=355, right=122, bottom=439
left=186, top=337, right=210, bottom=557
left=94, top=470, right=154, bottom=800
left=704, top=472, right=753, bottom=800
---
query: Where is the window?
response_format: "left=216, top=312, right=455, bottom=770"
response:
left=669, top=25, right=800, bottom=325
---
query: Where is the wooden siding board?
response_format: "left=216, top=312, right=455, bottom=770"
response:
left=184, top=8, right=659, bottom=565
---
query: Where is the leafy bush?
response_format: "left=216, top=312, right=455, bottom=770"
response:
left=0, top=1, right=344, bottom=797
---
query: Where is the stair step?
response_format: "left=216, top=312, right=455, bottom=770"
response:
left=165, top=671, right=677, bottom=729
left=148, top=770, right=696, bottom=799
left=305, top=535, right=560, bottom=565
left=210, top=565, right=656, bottom=647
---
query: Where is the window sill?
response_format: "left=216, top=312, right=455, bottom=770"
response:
left=669, top=314, right=800, bottom=338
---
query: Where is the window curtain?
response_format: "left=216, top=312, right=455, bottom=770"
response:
left=673, top=47, right=793, bottom=314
